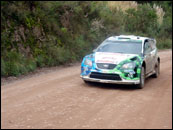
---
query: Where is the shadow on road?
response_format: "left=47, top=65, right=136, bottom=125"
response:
left=83, top=82, right=138, bottom=91
left=82, top=76, right=155, bottom=91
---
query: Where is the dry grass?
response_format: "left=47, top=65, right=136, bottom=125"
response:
left=153, top=3, right=165, bottom=25
left=107, top=1, right=138, bottom=11
left=106, top=1, right=165, bottom=25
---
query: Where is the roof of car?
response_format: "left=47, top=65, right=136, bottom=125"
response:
left=107, top=35, right=153, bottom=43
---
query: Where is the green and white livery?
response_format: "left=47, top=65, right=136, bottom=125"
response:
left=80, top=35, right=160, bottom=89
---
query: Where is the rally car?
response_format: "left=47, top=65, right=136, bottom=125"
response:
left=80, top=35, right=160, bottom=89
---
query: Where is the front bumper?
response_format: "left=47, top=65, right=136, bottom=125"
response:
left=80, top=75, right=140, bottom=85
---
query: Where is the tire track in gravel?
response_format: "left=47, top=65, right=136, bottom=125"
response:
left=1, top=50, right=172, bottom=129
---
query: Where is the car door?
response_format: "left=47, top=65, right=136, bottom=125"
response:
left=144, top=41, right=153, bottom=74
left=149, top=39, right=157, bottom=71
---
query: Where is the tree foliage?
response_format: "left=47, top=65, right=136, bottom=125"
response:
left=1, top=1, right=172, bottom=77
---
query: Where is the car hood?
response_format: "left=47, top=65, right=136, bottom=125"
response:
left=95, top=52, right=138, bottom=64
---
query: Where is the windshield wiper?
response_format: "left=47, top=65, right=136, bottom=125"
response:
left=115, top=52, right=125, bottom=53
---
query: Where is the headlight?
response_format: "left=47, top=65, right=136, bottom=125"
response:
left=84, top=59, right=92, bottom=66
left=121, top=62, right=136, bottom=70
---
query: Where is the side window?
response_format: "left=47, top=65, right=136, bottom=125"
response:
left=144, top=42, right=151, bottom=54
left=150, top=40, right=156, bottom=51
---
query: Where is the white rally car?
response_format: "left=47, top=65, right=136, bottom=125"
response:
left=80, top=35, right=160, bottom=89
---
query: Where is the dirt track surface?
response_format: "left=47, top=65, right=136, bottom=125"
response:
left=1, top=50, right=172, bottom=129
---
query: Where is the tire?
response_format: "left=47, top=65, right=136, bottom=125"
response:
left=84, top=80, right=90, bottom=84
left=153, top=62, right=160, bottom=78
left=137, top=66, right=145, bottom=89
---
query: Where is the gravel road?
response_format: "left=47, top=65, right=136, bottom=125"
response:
left=1, top=50, right=172, bottom=129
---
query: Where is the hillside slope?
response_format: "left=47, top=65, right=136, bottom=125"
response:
left=1, top=1, right=172, bottom=77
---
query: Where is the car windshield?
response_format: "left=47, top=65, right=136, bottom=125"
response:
left=96, top=40, right=142, bottom=54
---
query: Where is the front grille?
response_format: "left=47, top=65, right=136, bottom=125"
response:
left=96, top=63, right=117, bottom=69
left=90, top=72, right=122, bottom=80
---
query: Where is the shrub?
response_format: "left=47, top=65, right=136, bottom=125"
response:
left=5, top=61, right=21, bottom=76
left=1, top=1, right=172, bottom=77
left=157, top=38, right=172, bottom=49
left=25, top=58, right=37, bottom=72
left=125, top=4, right=158, bottom=36
left=1, top=59, right=6, bottom=76
left=2, top=51, right=37, bottom=76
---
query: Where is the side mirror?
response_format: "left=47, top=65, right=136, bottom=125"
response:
left=93, top=49, right=96, bottom=53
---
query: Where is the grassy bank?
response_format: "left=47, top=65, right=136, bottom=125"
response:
left=1, top=1, right=172, bottom=77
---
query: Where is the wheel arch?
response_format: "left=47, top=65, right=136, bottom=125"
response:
left=155, top=57, right=160, bottom=67
left=158, top=57, right=160, bottom=63
left=142, top=61, right=146, bottom=69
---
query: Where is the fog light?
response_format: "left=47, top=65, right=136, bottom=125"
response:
left=128, top=73, right=134, bottom=78
left=127, top=70, right=135, bottom=78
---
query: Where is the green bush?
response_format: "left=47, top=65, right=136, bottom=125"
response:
left=125, top=4, right=158, bottom=37
left=1, top=1, right=172, bottom=77
left=5, top=62, right=20, bottom=76
left=25, top=59, right=37, bottom=72
left=1, top=59, right=6, bottom=76
left=36, top=55, right=45, bottom=67
left=2, top=51, right=37, bottom=76
left=157, top=38, right=172, bottom=49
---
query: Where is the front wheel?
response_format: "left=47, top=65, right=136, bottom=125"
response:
left=136, top=67, right=145, bottom=89
left=153, top=62, right=160, bottom=78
